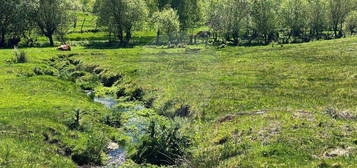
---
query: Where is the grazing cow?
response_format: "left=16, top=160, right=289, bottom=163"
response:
left=196, top=31, right=211, bottom=38
left=57, top=44, right=71, bottom=51
left=192, top=31, right=211, bottom=45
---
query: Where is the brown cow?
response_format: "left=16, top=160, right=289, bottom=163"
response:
left=57, top=44, right=71, bottom=51
left=192, top=31, right=211, bottom=45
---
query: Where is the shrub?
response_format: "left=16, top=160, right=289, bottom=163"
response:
left=65, top=109, right=84, bottom=130
left=129, top=88, right=144, bottom=101
left=33, top=66, right=57, bottom=76
left=174, top=105, right=191, bottom=117
left=101, top=110, right=122, bottom=128
left=72, top=131, right=108, bottom=165
left=132, top=121, right=191, bottom=166
left=13, top=49, right=27, bottom=63
left=100, top=72, right=122, bottom=87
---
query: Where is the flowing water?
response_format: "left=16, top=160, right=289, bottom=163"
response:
left=86, top=90, right=148, bottom=167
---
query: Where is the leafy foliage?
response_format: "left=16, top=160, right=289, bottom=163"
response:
left=95, top=0, right=148, bottom=44
left=152, top=8, right=180, bottom=43
left=344, top=10, right=357, bottom=34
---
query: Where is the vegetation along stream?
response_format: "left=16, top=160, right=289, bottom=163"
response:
left=42, top=53, right=187, bottom=167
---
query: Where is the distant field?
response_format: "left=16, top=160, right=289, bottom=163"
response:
left=68, top=37, right=357, bottom=119
left=65, top=37, right=357, bottom=166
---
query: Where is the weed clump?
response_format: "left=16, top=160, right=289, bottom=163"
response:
left=12, top=48, right=27, bottom=63
left=101, top=111, right=122, bottom=128
left=65, top=109, right=85, bottom=130
left=132, top=121, right=191, bottom=166
left=33, top=66, right=57, bottom=76
left=100, top=72, right=122, bottom=87
left=72, top=132, right=108, bottom=165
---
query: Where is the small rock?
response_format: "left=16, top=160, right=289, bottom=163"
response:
left=107, top=142, right=119, bottom=151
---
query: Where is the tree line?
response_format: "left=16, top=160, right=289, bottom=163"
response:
left=208, top=0, right=357, bottom=45
left=0, top=0, right=356, bottom=48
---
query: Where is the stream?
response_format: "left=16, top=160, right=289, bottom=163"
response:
left=86, top=91, right=148, bottom=168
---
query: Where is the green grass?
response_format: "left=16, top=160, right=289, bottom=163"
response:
left=1, top=34, right=357, bottom=167
left=0, top=48, right=122, bottom=167
left=66, top=37, right=357, bottom=166
left=62, top=37, right=357, bottom=118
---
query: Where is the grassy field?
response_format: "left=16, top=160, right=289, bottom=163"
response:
left=0, top=47, right=125, bottom=167
left=1, top=33, right=357, bottom=167
left=65, top=37, right=357, bottom=119
left=58, top=37, right=357, bottom=167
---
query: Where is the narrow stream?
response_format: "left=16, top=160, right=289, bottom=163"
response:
left=85, top=91, right=148, bottom=168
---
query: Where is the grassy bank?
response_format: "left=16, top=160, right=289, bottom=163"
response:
left=0, top=48, right=124, bottom=167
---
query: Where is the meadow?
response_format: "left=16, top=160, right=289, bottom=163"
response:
left=1, top=0, right=357, bottom=166
left=1, top=29, right=357, bottom=167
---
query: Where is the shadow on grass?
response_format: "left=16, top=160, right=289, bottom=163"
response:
left=83, top=41, right=134, bottom=49
left=83, top=35, right=156, bottom=49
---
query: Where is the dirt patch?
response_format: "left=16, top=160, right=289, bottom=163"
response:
left=293, top=110, right=315, bottom=121
left=323, top=147, right=353, bottom=158
left=257, top=121, right=281, bottom=142
left=218, top=115, right=236, bottom=123
left=325, top=108, right=357, bottom=120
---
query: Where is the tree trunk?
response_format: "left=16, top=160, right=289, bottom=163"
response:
left=47, top=35, right=54, bottom=46
left=156, top=30, right=160, bottom=45
left=118, top=31, right=124, bottom=44
left=333, top=24, right=338, bottom=38
left=0, top=32, right=5, bottom=48
left=73, top=17, right=77, bottom=28
left=80, top=18, right=86, bottom=33
left=125, top=30, right=131, bottom=46
left=168, top=32, right=173, bottom=44
left=225, top=33, right=230, bottom=42
left=233, top=31, right=239, bottom=46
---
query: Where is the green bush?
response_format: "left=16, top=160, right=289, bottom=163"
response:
left=132, top=121, right=191, bottom=166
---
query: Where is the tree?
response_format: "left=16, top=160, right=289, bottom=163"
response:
left=250, top=0, right=277, bottom=44
left=206, top=0, right=249, bottom=45
left=344, top=10, right=357, bottom=35
left=95, top=0, right=148, bottom=45
left=226, top=0, right=250, bottom=45
left=80, top=0, right=95, bottom=12
left=35, top=0, right=70, bottom=46
left=279, top=0, right=309, bottom=42
left=0, top=0, right=36, bottom=47
left=307, top=0, right=327, bottom=39
left=207, top=0, right=226, bottom=42
left=327, top=0, right=352, bottom=38
left=171, top=0, right=202, bottom=31
left=152, top=8, right=180, bottom=44
left=0, top=0, right=16, bottom=47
